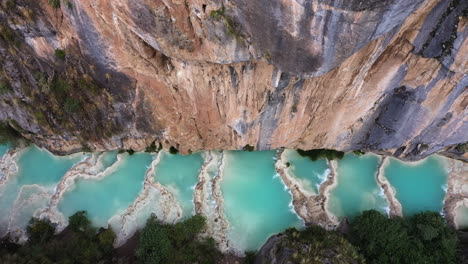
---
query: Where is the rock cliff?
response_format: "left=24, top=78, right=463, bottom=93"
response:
left=0, top=0, right=466, bottom=159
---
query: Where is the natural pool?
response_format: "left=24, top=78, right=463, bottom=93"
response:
left=0, top=146, right=84, bottom=237
left=58, top=152, right=154, bottom=227
left=0, top=144, right=9, bottom=158
left=384, top=156, right=448, bottom=216
left=282, top=149, right=329, bottom=195
left=0, top=146, right=455, bottom=251
left=327, top=153, right=389, bottom=220
left=221, top=151, right=302, bottom=252
left=153, top=151, right=204, bottom=218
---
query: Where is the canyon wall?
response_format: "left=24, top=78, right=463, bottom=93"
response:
left=0, top=0, right=466, bottom=160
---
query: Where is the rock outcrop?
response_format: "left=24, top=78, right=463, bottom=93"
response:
left=0, top=0, right=466, bottom=159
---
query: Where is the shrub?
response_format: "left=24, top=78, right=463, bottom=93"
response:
left=48, top=0, right=60, bottom=9
left=26, top=218, right=56, bottom=244
left=145, top=141, right=160, bottom=153
left=169, top=146, right=179, bottom=154
left=136, top=216, right=171, bottom=264
left=68, top=211, right=91, bottom=232
left=98, top=228, right=116, bottom=254
left=353, top=150, right=365, bottom=155
left=0, top=121, right=22, bottom=146
left=64, top=97, right=81, bottom=113
left=0, top=78, right=11, bottom=94
left=54, top=49, right=65, bottom=60
left=50, top=77, right=71, bottom=99
left=242, top=144, right=254, bottom=152
left=136, top=215, right=221, bottom=264
left=350, top=210, right=458, bottom=264
left=0, top=24, right=14, bottom=42
left=297, top=148, right=345, bottom=161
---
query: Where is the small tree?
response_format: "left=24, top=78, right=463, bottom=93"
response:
left=68, top=211, right=91, bottom=232
left=26, top=218, right=55, bottom=244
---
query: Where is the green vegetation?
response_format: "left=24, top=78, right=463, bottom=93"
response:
left=0, top=23, right=15, bottom=43
left=48, top=0, right=60, bottom=9
left=118, top=149, right=135, bottom=155
left=169, top=146, right=179, bottom=154
left=137, top=214, right=221, bottom=264
left=54, top=49, right=66, bottom=60
left=66, top=0, right=72, bottom=9
left=26, top=218, right=56, bottom=244
left=353, top=150, right=366, bottom=155
left=350, top=210, right=458, bottom=264
left=64, top=97, right=81, bottom=113
left=1, top=0, right=15, bottom=10
left=0, top=209, right=464, bottom=263
left=68, top=210, right=91, bottom=232
left=297, top=148, right=345, bottom=161
left=242, top=144, right=255, bottom=152
left=210, top=6, right=242, bottom=39
left=145, top=141, right=161, bottom=153
left=257, top=225, right=364, bottom=264
left=0, top=78, right=11, bottom=94
left=455, top=142, right=467, bottom=153
left=0, top=121, right=22, bottom=146
left=1, top=212, right=117, bottom=263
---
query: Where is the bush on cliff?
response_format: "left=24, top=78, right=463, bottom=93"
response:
left=254, top=225, right=364, bottom=263
left=297, top=148, right=345, bottom=161
left=0, top=121, right=22, bottom=146
left=350, top=210, right=458, bottom=264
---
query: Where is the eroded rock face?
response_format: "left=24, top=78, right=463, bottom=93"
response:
left=0, top=0, right=466, bottom=159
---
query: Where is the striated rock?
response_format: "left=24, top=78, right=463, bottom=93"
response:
left=0, top=0, right=466, bottom=160
left=254, top=227, right=364, bottom=264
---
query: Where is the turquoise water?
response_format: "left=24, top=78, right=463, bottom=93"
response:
left=0, top=145, right=454, bottom=251
left=58, top=153, right=154, bottom=227
left=384, top=156, right=448, bottom=216
left=221, top=151, right=302, bottom=252
left=0, top=146, right=83, bottom=236
left=153, top=151, right=204, bottom=217
left=17, top=146, right=84, bottom=186
left=100, top=151, right=119, bottom=169
left=328, top=154, right=388, bottom=220
left=455, top=204, right=468, bottom=230
left=0, top=144, right=9, bottom=158
left=283, top=149, right=329, bottom=194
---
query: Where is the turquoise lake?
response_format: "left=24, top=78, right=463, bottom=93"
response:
left=0, top=146, right=84, bottom=235
left=0, top=144, right=9, bottom=158
left=221, top=151, right=302, bottom=252
left=283, top=149, right=329, bottom=194
left=384, top=156, right=448, bottom=216
left=0, top=145, right=455, bottom=250
left=327, top=153, right=389, bottom=219
left=58, top=153, right=154, bottom=227
left=153, top=151, right=204, bottom=218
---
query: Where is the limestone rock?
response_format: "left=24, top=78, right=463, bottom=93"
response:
left=0, top=0, right=466, bottom=160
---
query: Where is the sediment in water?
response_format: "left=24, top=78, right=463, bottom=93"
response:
left=194, top=151, right=230, bottom=252
left=275, top=149, right=337, bottom=228
left=375, top=157, right=403, bottom=217
left=443, top=157, right=468, bottom=228
left=37, top=153, right=124, bottom=230
left=109, top=152, right=183, bottom=247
